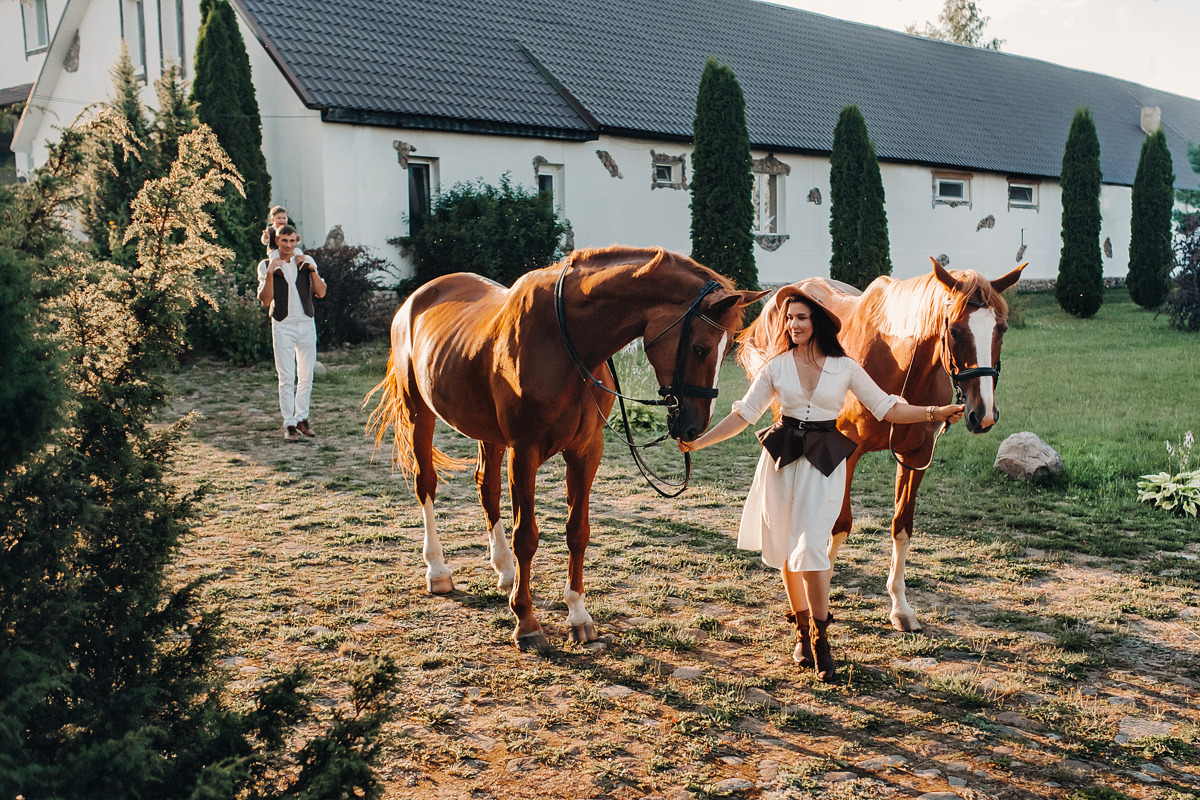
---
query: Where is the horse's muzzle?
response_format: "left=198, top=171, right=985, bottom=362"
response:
left=965, top=408, right=998, bottom=434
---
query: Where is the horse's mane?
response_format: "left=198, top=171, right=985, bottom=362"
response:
left=559, top=245, right=735, bottom=291
left=861, top=269, right=1010, bottom=340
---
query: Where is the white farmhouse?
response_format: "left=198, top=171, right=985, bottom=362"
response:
left=7, top=0, right=1200, bottom=283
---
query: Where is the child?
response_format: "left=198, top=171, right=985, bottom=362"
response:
left=261, top=205, right=303, bottom=260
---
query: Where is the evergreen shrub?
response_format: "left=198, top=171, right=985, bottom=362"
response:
left=393, top=175, right=567, bottom=288
left=1164, top=212, right=1200, bottom=332
left=1056, top=108, right=1104, bottom=317
left=1127, top=128, right=1175, bottom=309
left=829, top=105, right=891, bottom=289
left=690, top=56, right=757, bottom=290
left=305, top=243, right=397, bottom=345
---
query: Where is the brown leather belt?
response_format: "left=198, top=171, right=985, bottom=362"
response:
left=755, top=416, right=857, bottom=477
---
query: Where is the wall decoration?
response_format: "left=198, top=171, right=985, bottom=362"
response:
left=807, top=187, right=822, bottom=205
left=595, top=150, right=622, bottom=178
left=976, top=214, right=996, bottom=231
left=392, top=140, right=415, bottom=169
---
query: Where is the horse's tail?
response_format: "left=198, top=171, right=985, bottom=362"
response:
left=364, top=330, right=472, bottom=483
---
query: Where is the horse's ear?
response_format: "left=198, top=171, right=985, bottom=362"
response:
left=707, top=289, right=769, bottom=315
left=931, top=257, right=958, bottom=291
left=991, top=262, right=1027, bottom=294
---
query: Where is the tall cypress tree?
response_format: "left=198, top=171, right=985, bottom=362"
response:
left=829, top=105, right=891, bottom=289
left=690, top=57, right=757, bottom=290
left=1056, top=108, right=1104, bottom=317
left=82, top=44, right=155, bottom=266
left=191, top=0, right=271, bottom=260
left=152, top=62, right=198, bottom=171
left=1127, top=127, right=1175, bottom=309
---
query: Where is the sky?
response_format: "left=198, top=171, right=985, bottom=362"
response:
left=768, top=0, right=1198, bottom=101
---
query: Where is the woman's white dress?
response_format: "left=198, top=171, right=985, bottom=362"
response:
left=733, top=353, right=901, bottom=572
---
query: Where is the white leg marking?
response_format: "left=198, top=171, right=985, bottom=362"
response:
left=422, top=497, right=454, bottom=593
left=489, top=518, right=516, bottom=591
left=563, top=585, right=594, bottom=628
left=967, top=308, right=998, bottom=427
left=709, top=332, right=729, bottom=419
left=888, top=534, right=919, bottom=631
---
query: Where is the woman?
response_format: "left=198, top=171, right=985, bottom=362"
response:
left=679, top=287, right=963, bottom=681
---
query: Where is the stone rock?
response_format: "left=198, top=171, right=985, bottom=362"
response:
left=671, top=666, right=704, bottom=681
left=1108, top=695, right=1138, bottom=706
left=892, top=657, right=938, bottom=671
left=505, top=756, right=539, bottom=773
left=821, top=771, right=859, bottom=782
left=947, top=776, right=967, bottom=787
left=713, top=778, right=754, bottom=793
left=1116, top=716, right=1175, bottom=742
left=599, top=684, right=635, bottom=699
left=996, top=711, right=1045, bottom=730
left=855, top=755, right=907, bottom=771
left=918, top=794, right=960, bottom=800
left=744, top=687, right=775, bottom=705
left=1056, top=759, right=1095, bottom=773
left=313, top=361, right=327, bottom=377
left=914, top=769, right=942, bottom=778
left=679, top=627, right=710, bottom=643
left=757, top=759, right=780, bottom=783
left=994, top=432, right=1063, bottom=481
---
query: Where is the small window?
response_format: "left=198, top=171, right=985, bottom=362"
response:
left=650, top=150, right=687, bottom=191
left=1007, top=180, right=1038, bottom=210
left=753, top=172, right=780, bottom=234
left=408, top=162, right=432, bottom=236
left=22, top=0, right=50, bottom=55
left=120, top=0, right=148, bottom=78
left=538, top=173, right=554, bottom=196
left=158, top=0, right=186, bottom=76
left=932, top=172, right=972, bottom=208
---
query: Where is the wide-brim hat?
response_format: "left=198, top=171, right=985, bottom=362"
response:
left=769, top=280, right=843, bottom=334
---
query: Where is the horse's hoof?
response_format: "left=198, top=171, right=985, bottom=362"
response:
left=514, top=631, right=550, bottom=651
left=567, top=622, right=598, bottom=644
left=496, top=573, right=515, bottom=592
left=427, top=574, right=454, bottom=594
left=891, top=615, right=922, bottom=633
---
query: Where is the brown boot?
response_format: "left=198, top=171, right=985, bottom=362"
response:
left=809, top=614, right=837, bottom=683
left=785, top=609, right=814, bottom=668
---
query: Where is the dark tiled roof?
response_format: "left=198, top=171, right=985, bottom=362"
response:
left=0, top=83, right=34, bottom=107
left=232, top=0, right=1200, bottom=187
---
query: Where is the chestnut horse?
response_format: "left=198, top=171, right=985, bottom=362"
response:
left=367, top=246, right=765, bottom=649
left=745, top=259, right=1025, bottom=632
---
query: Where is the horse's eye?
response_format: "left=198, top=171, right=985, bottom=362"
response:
left=692, top=344, right=710, bottom=361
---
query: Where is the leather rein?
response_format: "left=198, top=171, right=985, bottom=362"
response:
left=889, top=297, right=1001, bottom=471
left=554, top=264, right=726, bottom=497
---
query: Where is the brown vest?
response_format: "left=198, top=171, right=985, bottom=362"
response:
left=271, top=268, right=315, bottom=322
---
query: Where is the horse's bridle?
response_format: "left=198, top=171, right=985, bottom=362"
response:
left=890, top=297, right=1001, bottom=471
left=940, top=298, right=1001, bottom=407
left=554, top=264, right=727, bottom=496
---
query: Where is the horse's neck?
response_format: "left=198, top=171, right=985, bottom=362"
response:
left=559, top=266, right=667, bottom=362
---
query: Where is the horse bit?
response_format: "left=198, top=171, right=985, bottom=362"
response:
left=890, top=296, right=1001, bottom=471
left=554, top=264, right=727, bottom=497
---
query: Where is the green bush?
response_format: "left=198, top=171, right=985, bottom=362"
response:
left=305, top=244, right=396, bottom=345
left=392, top=174, right=567, bottom=288
left=1164, top=212, right=1200, bottom=331
left=189, top=270, right=272, bottom=365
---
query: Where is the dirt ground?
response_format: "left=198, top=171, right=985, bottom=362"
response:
left=166, top=357, right=1200, bottom=800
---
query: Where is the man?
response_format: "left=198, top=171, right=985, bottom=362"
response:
left=257, top=225, right=327, bottom=441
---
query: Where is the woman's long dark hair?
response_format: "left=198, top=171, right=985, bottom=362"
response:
left=788, top=294, right=846, bottom=359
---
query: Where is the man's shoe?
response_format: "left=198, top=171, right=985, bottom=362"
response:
left=296, top=420, right=316, bottom=437
left=284, top=425, right=300, bottom=442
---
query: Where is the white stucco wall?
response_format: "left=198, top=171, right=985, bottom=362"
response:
left=304, top=120, right=1128, bottom=284
left=14, top=0, right=202, bottom=173
left=0, top=0, right=67, bottom=90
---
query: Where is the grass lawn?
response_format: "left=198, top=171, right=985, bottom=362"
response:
left=164, top=287, right=1200, bottom=800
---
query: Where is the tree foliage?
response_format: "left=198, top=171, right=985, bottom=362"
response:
left=829, top=105, right=892, bottom=289
left=0, top=116, right=397, bottom=798
left=305, top=243, right=397, bottom=345
left=1127, top=128, right=1175, bottom=309
left=394, top=175, right=567, bottom=289
left=690, top=56, right=758, bottom=290
left=905, top=0, right=1004, bottom=50
left=191, top=0, right=271, bottom=261
left=1056, top=108, right=1104, bottom=318
left=1165, top=212, right=1200, bottom=331
left=81, top=44, right=156, bottom=266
